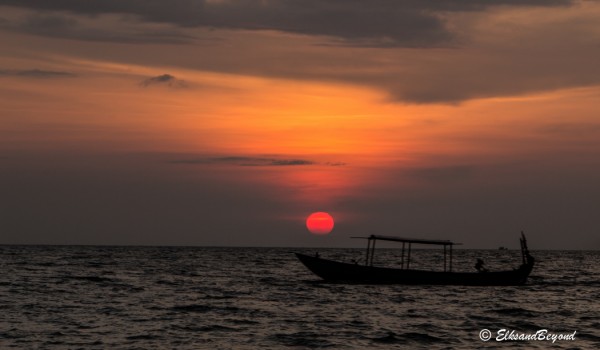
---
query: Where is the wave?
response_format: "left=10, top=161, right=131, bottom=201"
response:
left=269, top=332, right=335, bottom=348
left=367, top=331, right=447, bottom=345
left=171, top=304, right=212, bottom=313
left=66, top=275, right=115, bottom=283
left=490, top=307, right=538, bottom=318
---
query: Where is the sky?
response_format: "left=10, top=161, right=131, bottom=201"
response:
left=1, top=0, right=599, bottom=249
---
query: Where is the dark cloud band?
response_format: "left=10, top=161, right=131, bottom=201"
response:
left=169, top=156, right=346, bottom=167
left=0, top=68, right=76, bottom=78
left=0, top=0, right=573, bottom=48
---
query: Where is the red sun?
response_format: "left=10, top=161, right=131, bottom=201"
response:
left=306, top=212, right=334, bottom=235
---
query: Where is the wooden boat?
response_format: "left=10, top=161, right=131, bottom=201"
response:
left=295, top=233, right=535, bottom=285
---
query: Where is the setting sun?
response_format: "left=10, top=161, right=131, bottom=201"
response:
left=306, top=212, right=335, bottom=235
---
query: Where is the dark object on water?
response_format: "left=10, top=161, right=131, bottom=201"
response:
left=499, top=246, right=508, bottom=250
left=295, top=232, right=535, bottom=286
left=475, top=258, right=488, bottom=273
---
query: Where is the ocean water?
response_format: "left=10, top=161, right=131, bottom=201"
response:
left=1, top=246, right=598, bottom=349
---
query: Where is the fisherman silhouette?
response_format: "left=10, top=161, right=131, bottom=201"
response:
left=475, top=258, right=488, bottom=273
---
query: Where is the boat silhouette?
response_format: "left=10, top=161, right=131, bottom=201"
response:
left=296, top=232, right=534, bottom=285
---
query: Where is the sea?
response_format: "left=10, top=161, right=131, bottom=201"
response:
left=1, top=246, right=598, bottom=349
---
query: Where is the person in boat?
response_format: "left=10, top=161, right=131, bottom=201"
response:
left=475, top=258, right=488, bottom=273
left=525, top=251, right=534, bottom=264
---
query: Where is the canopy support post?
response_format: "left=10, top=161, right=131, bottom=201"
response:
left=365, top=238, right=371, bottom=267
left=407, top=243, right=411, bottom=269
left=444, top=245, right=447, bottom=272
left=370, top=238, right=376, bottom=266
left=401, top=242, right=405, bottom=269
left=449, top=244, right=453, bottom=272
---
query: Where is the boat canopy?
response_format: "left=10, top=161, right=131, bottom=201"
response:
left=352, top=234, right=460, bottom=246
left=352, top=235, right=462, bottom=271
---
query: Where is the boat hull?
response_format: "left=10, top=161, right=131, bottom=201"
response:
left=295, top=253, right=534, bottom=286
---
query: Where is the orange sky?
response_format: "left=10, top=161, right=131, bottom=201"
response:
left=1, top=1, right=600, bottom=248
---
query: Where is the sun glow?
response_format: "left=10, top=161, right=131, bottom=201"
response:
left=306, top=212, right=335, bottom=235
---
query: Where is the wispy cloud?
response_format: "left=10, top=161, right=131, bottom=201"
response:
left=169, top=156, right=346, bottom=167
left=140, top=74, right=187, bottom=88
left=538, top=122, right=600, bottom=137
left=0, top=68, right=76, bottom=78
